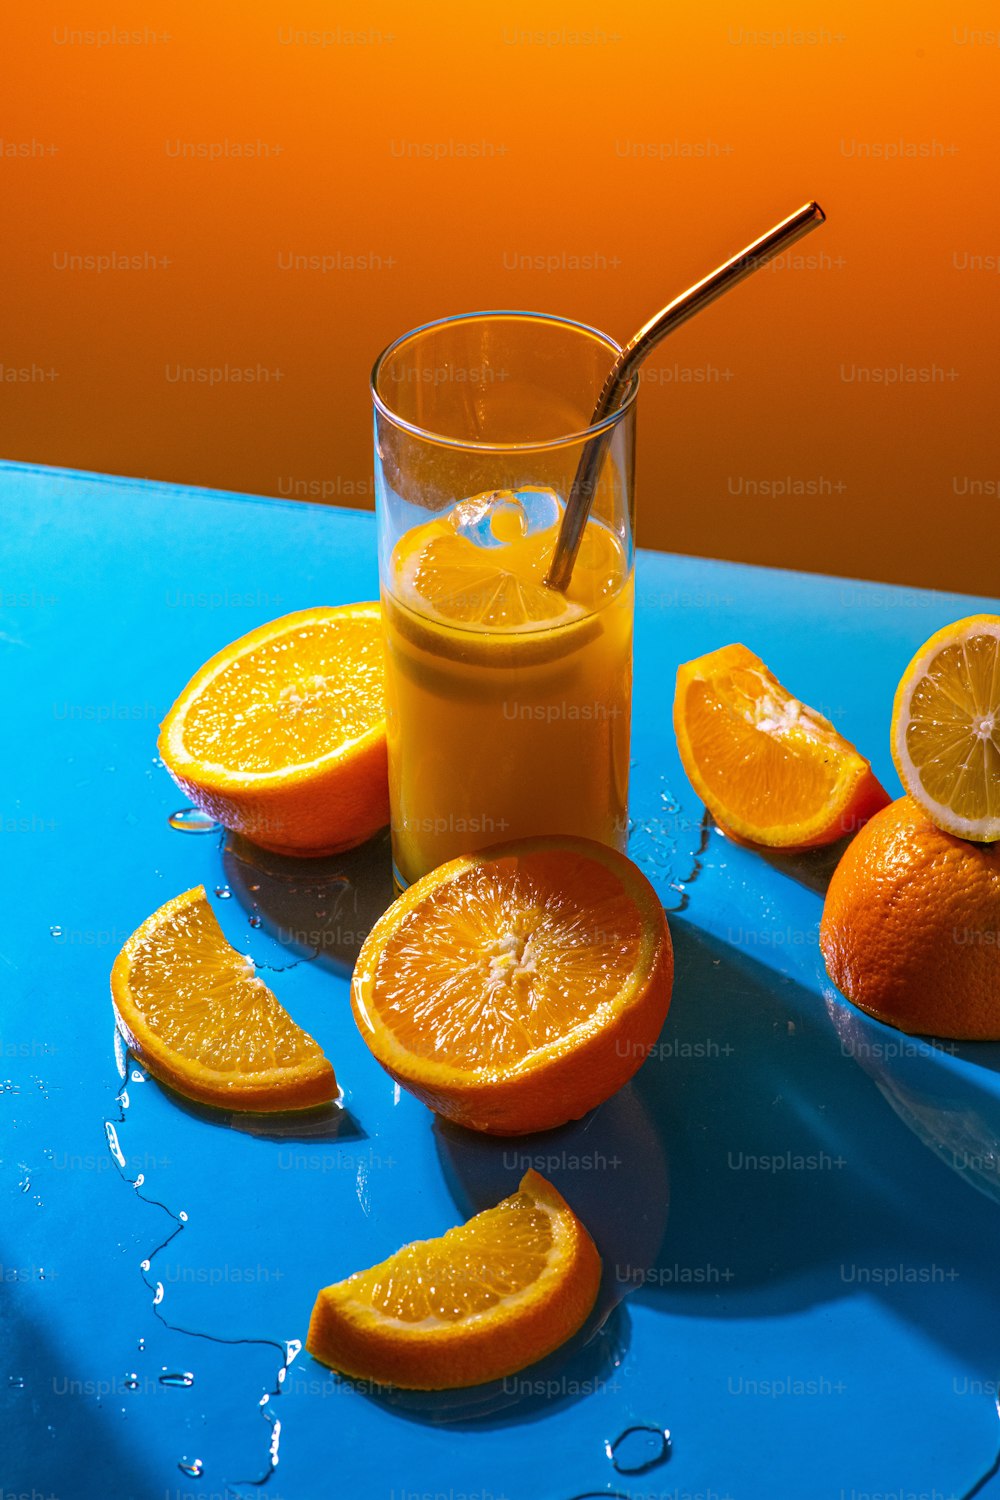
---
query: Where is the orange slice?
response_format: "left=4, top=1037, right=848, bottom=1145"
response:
left=350, top=836, right=673, bottom=1135
left=392, top=497, right=626, bottom=632
left=385, top=504, right=630, bottom=671
left=891, top=614, right=1000, bottom=842
left=111, top=886, right=337, bottom=1112
left=306, top=1169, right=601, bottom=1389
left=159, top=605, right=388, bottom=856
left=674, top=643, right=890, bottom=849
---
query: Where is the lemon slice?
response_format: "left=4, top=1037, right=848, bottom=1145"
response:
left=891, top=614, right=1000, bottom=841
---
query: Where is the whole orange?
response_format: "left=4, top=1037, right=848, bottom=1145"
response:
left=820, top=796, right=1000, bottom=1039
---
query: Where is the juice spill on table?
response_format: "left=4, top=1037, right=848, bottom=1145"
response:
left=382, top=488, right=633, bottom=887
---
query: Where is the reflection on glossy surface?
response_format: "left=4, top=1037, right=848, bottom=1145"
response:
left=829, top=992, right=1000, bottom=1204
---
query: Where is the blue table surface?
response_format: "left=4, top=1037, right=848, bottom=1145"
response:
left=3, top=459, right=1000, bottom=1500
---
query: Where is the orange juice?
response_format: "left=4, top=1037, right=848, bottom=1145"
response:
left=382, top=489, right=633, bottom=886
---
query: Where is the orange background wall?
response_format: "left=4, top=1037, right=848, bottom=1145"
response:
left=3, top=2, right=997, bottom=595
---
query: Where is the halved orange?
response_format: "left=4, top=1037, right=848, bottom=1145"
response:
left=350, top=836, right=673, bottom=1135
left=891, top=614, right=1000, bottom=842
left=674, top=643, right=890, bottom=849
left=111, top=886, right=337, bottom=1111
left=306, top=1169, right=601, bottom=1389
left=159, top=605, right=388, bottom=856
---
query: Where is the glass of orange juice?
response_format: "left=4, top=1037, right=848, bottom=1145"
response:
left=371, top=311, right=637, bottom=889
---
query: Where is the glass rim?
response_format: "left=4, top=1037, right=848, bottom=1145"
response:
left=370, top=309, right=639, bottom=453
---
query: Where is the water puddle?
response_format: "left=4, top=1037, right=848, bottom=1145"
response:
left=628, top=776, right=710, bottom=911
left=606, top=1422, right=671, bottom=1474
left=105, top=1067, right=291, bottom=1487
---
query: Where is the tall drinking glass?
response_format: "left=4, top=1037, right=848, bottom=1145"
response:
left=371, top=311, right=637, bottom=889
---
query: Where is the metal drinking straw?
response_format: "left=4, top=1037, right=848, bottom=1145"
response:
left=544, top=200, right=826, bottom=592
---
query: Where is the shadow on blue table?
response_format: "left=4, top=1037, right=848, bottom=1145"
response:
left=302, top=920, right=1000, bottom=1444
left=140, top=1069, right=367, bottom=1144
left=622, top=924, right=1000, bottom=1364
left=221, top=826, right=393, bottom=972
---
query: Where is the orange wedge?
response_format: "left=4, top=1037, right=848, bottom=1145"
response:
left=891, top=614, right=1000, bottom=842
left=674, top=643, right=890, bottom=849
left=351, top=836, right=673, bottom=1135
left=111, top=886, right=337, bottom=1112
left=306, top=1169, right=601, bottom=1389
left=159, top=605, right=388, bottom=856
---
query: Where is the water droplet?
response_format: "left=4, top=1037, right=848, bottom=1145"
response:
left=49, top=925, right=62, bottom=938
left=214, top=885, right=231, bottom=899
left=606, top=1424, right=671, bottom=1475
left=120, top=1089, right=130, bottom=1111
left=8, top=1375, right=25, bottom=1390
left=248, top=915, right=262, bottom=929
left=168, top=807, right=221, bottom=834
left=42, top=1147, right=54, bottom=1161
left=152, top=1282, right=164, bottom=1306
left=178, top=1211, right=188, bottom=1222
left=178, top=1458, right=203, bottom=1478
left=134, top=1174, right=144, bottom=1189
left=139, top=1259, right=150, bottom=1273
left=137, top=1338, right=145, bottom=1352
left=159, top=1370, right=194, bottom=1388
left=285, top=1338, right=302, bottom=1364
left=249, top=883, right=261, bottom=892
left=105, top=1122, right=126, bottom=1168
left=123, top=1373, right=139, bottom=1390
left=130, top=1069, right=146, bottom=1083
left=17, top=1167, right=30, bottom=1193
